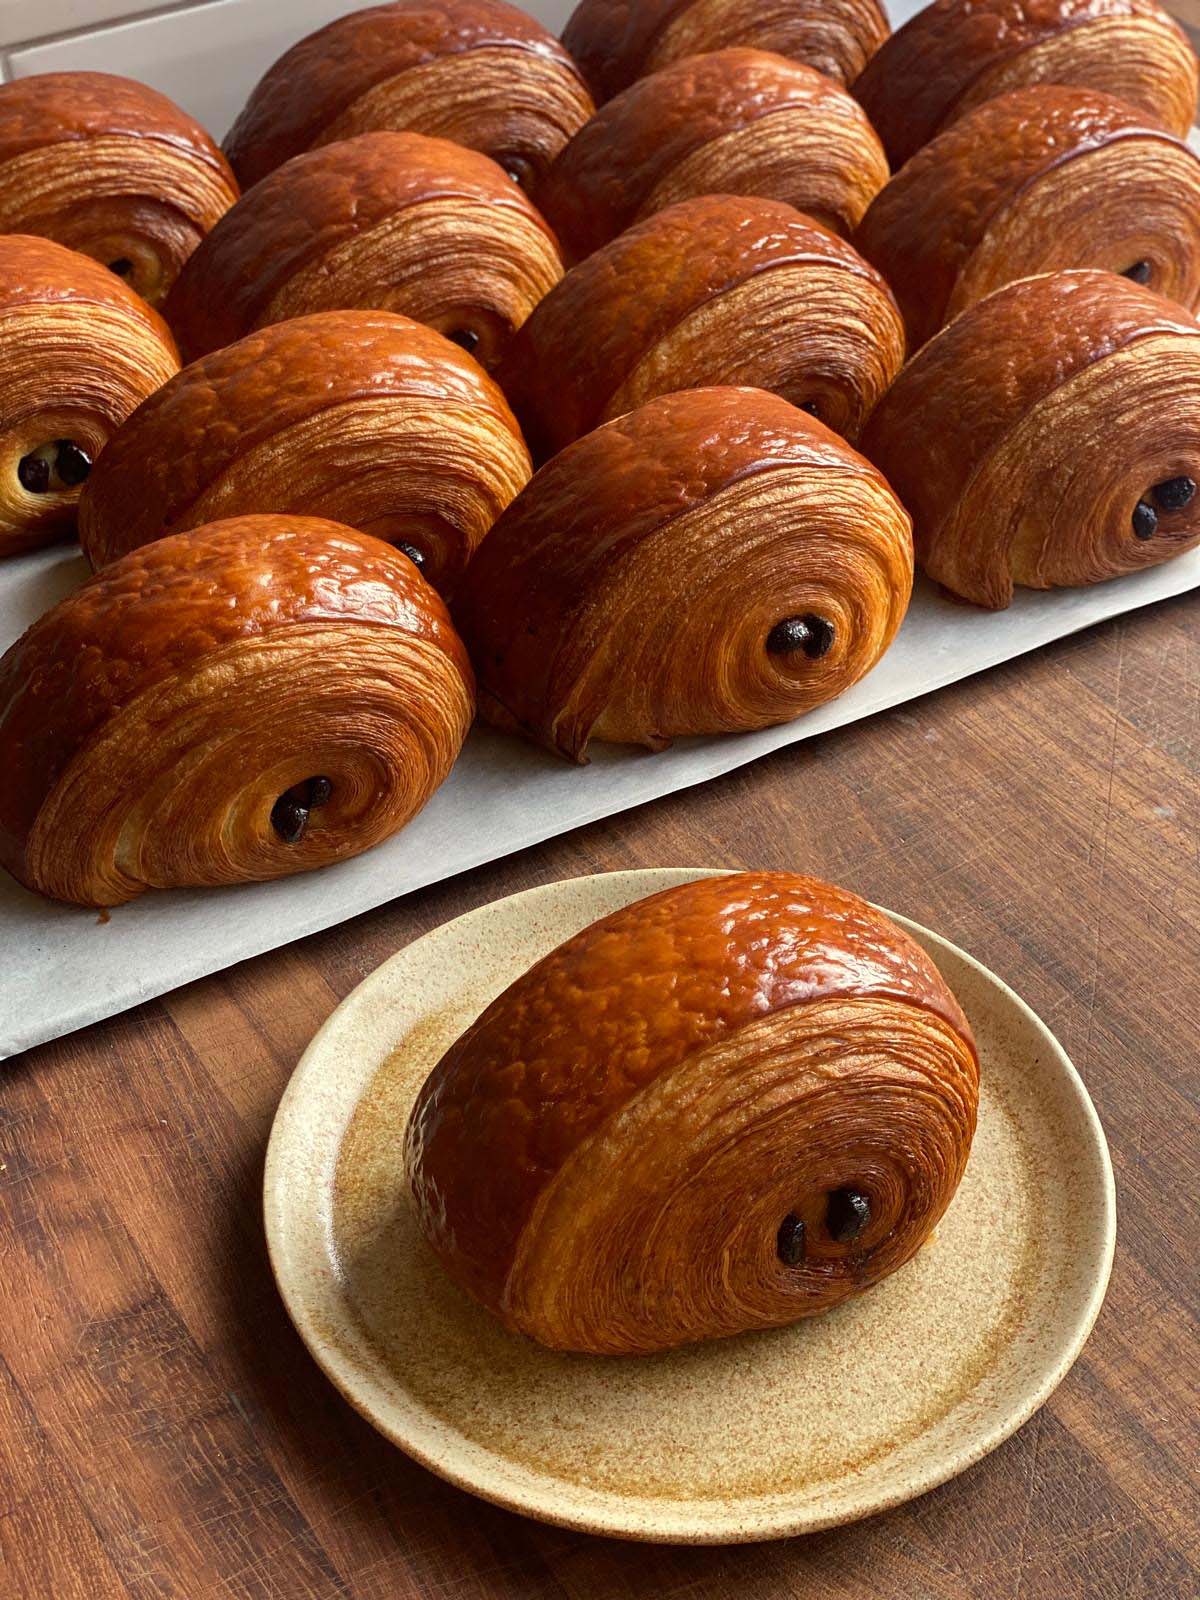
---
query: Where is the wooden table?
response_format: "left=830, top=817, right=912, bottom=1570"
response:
left=3, top=592, right=1198, bottom=1600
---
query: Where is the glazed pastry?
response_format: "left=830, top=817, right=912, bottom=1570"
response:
left=856, top=86, right=1200, bottom=349
left=538, top=48, right=889, bottom=262
left=165, top=131, right=563, bottom=365
left=0, top=515, right=474, bottom=907
left=224, top=0, right=594, bottom=192
left=860, top=269, right=1200, bottom=607
left=854, top=0, right=1199, bottom=169
left=500, top=195, right=904, bottom=459
left=406, top=870, right=979, bottom=1355
left=455, top=387, right=913, bottom=760
left=0, top=71, right=238, bottom=306
left=0, top=235, right=179, bottom=558
left=77, top=310, right=531, bottom=595
left=562, top=0, right=890, bottom=102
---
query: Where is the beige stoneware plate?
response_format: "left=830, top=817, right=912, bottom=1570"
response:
left=264, top=867, right=1115, bottom=1543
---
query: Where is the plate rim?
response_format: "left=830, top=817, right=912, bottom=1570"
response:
left=263, top=866, right=1117, bottom=1543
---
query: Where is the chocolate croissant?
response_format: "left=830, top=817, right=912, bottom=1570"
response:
left=538, top=48, right=889, bottom=262
left=854, top=0, right=1199, bottom=170
left=0, top=235, right=179, bottom=558
left=164, top=131, right=563, bottom=366
left=455, top=387, right=913, bottom=759
left=77, top=310, right=531, bottom=594
left=406, top=870, right=979, bottom=1355
left=500, top=194, right=904, bottom=459
left=0, top=514, right=473, bottom=907
left=0, top=71, right=238, bottom=307
left=224, top=0, right=594, bottom=193
left=861, top=269, right=1200, bottom=607
left=562, top=0, right=890, bottom=102
left=856, top=86, right=1200, bottom=349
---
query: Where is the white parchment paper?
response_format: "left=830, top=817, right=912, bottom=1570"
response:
left=2, top=538, right=1197, bottom=1058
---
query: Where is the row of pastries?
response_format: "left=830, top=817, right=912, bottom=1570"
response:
left=0, top=0, right=1198, bottom=907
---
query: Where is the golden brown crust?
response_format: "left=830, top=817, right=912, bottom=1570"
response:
left=0, top=514, right=474, bottom=905
left=223, top=0, right=593, bottom=191
left=77, top=309, right=531, bottom=595
left=860, top=268, right=1200, bottom=606
left=165, top=131, right=562, bottom=364
left=0, top=70, right=229, bottom=173
left=537, top=47, right=889, bottom=261
left=562, top=0, right=890, bottom=101
left=406, top=870, right=978, bottom=1353
left=856, top=85, right=1200, bottom=348
left=0, top=234, right=179, bottom=558
left=0, top=71, right=237, bottom=305
left=853, top=0, right=1199, bottom=169
left=500, top=194, right=904, bottom=457
left=455, top=386, right=912, bottom=759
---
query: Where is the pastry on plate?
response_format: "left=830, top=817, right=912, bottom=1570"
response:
left=854, top=0, right=1199, bottom=169
left=538, top=47, right=889, bottom=262
left=0, top=71, right=238, bottom=305
left=861, top=269, right=1200, bottom=606
left=78, top=309, right=531, bottom=595
left=0, top=515, right=473, bottom=907
left=406, top=870, right=979, bottom=1355
left=224, top=0, right=594, bottom=192
left=562, top=0, right=889, bottom=101
left=500, top=194, right=904, bottom=459
left=455, top=386, right=913, bottom=759
left=165, top=131, right=563, bottom=365
left=857, top=86, right=1200, bottom=348
left=0, top=234, right=179, bottom=557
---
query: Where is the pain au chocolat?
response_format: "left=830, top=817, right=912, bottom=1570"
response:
left=77, top=310, right=530, bottom=595
left=223, top=0, right=594, bottom=193
left=0, top=235, right=178, bottom=558
left=500, top=195, right=904, bottom=459
left=406, top=870, right=979, bottom=1355
left=854, top=0, right=1199, bottom=169
left=0, top=515, right=474, bottom=907
left=537, top=47, right=889, bottom=262
left=856, top=85, right=1200, bottom=350
left=165, top=131, right=563, bottom=366
left=0, top=71, right=238, bottom=306
left=455, top=387, right=913, bottom=760
left=861, top=269, right=1200, bottom=607
left=562, top=0, right=890, bottom=102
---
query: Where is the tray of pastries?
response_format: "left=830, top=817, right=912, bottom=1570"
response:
left=0, top=0, right=1197, bottom=1054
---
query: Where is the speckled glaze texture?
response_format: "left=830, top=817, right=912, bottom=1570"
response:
left=562, top=0, right=890, bottom=101
left=0, top=514, right=474, bottom=906
left=0, top=71, right=238, bottom=306
left=455, top=386, right=913, bottom=759
left=265, top=866, right=1115, bottom=1536
left=499, top=195, right=904, bottom=457
left=854, top=0, right=1199, bottom=168
left=861, top=268, right=1200, bottom=606
left=537, top=47, right=889, bottom=261
left=405, top=870, right=978, bottom=1354
left=223, top=0, right=594, bottom=191
left=0, top=234, right=179, bottom=557
left=856, top=86, right=1200, bottom=347
left=77, top=309, right=531, bottom=595
left=165, top=131, right=563, bottom=364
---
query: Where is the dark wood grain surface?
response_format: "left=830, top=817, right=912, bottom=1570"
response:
left=3, top=592, right=1198, bottom=1600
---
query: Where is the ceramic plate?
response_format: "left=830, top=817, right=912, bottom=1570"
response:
left=264, top=868, right=1115, bottom=1543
